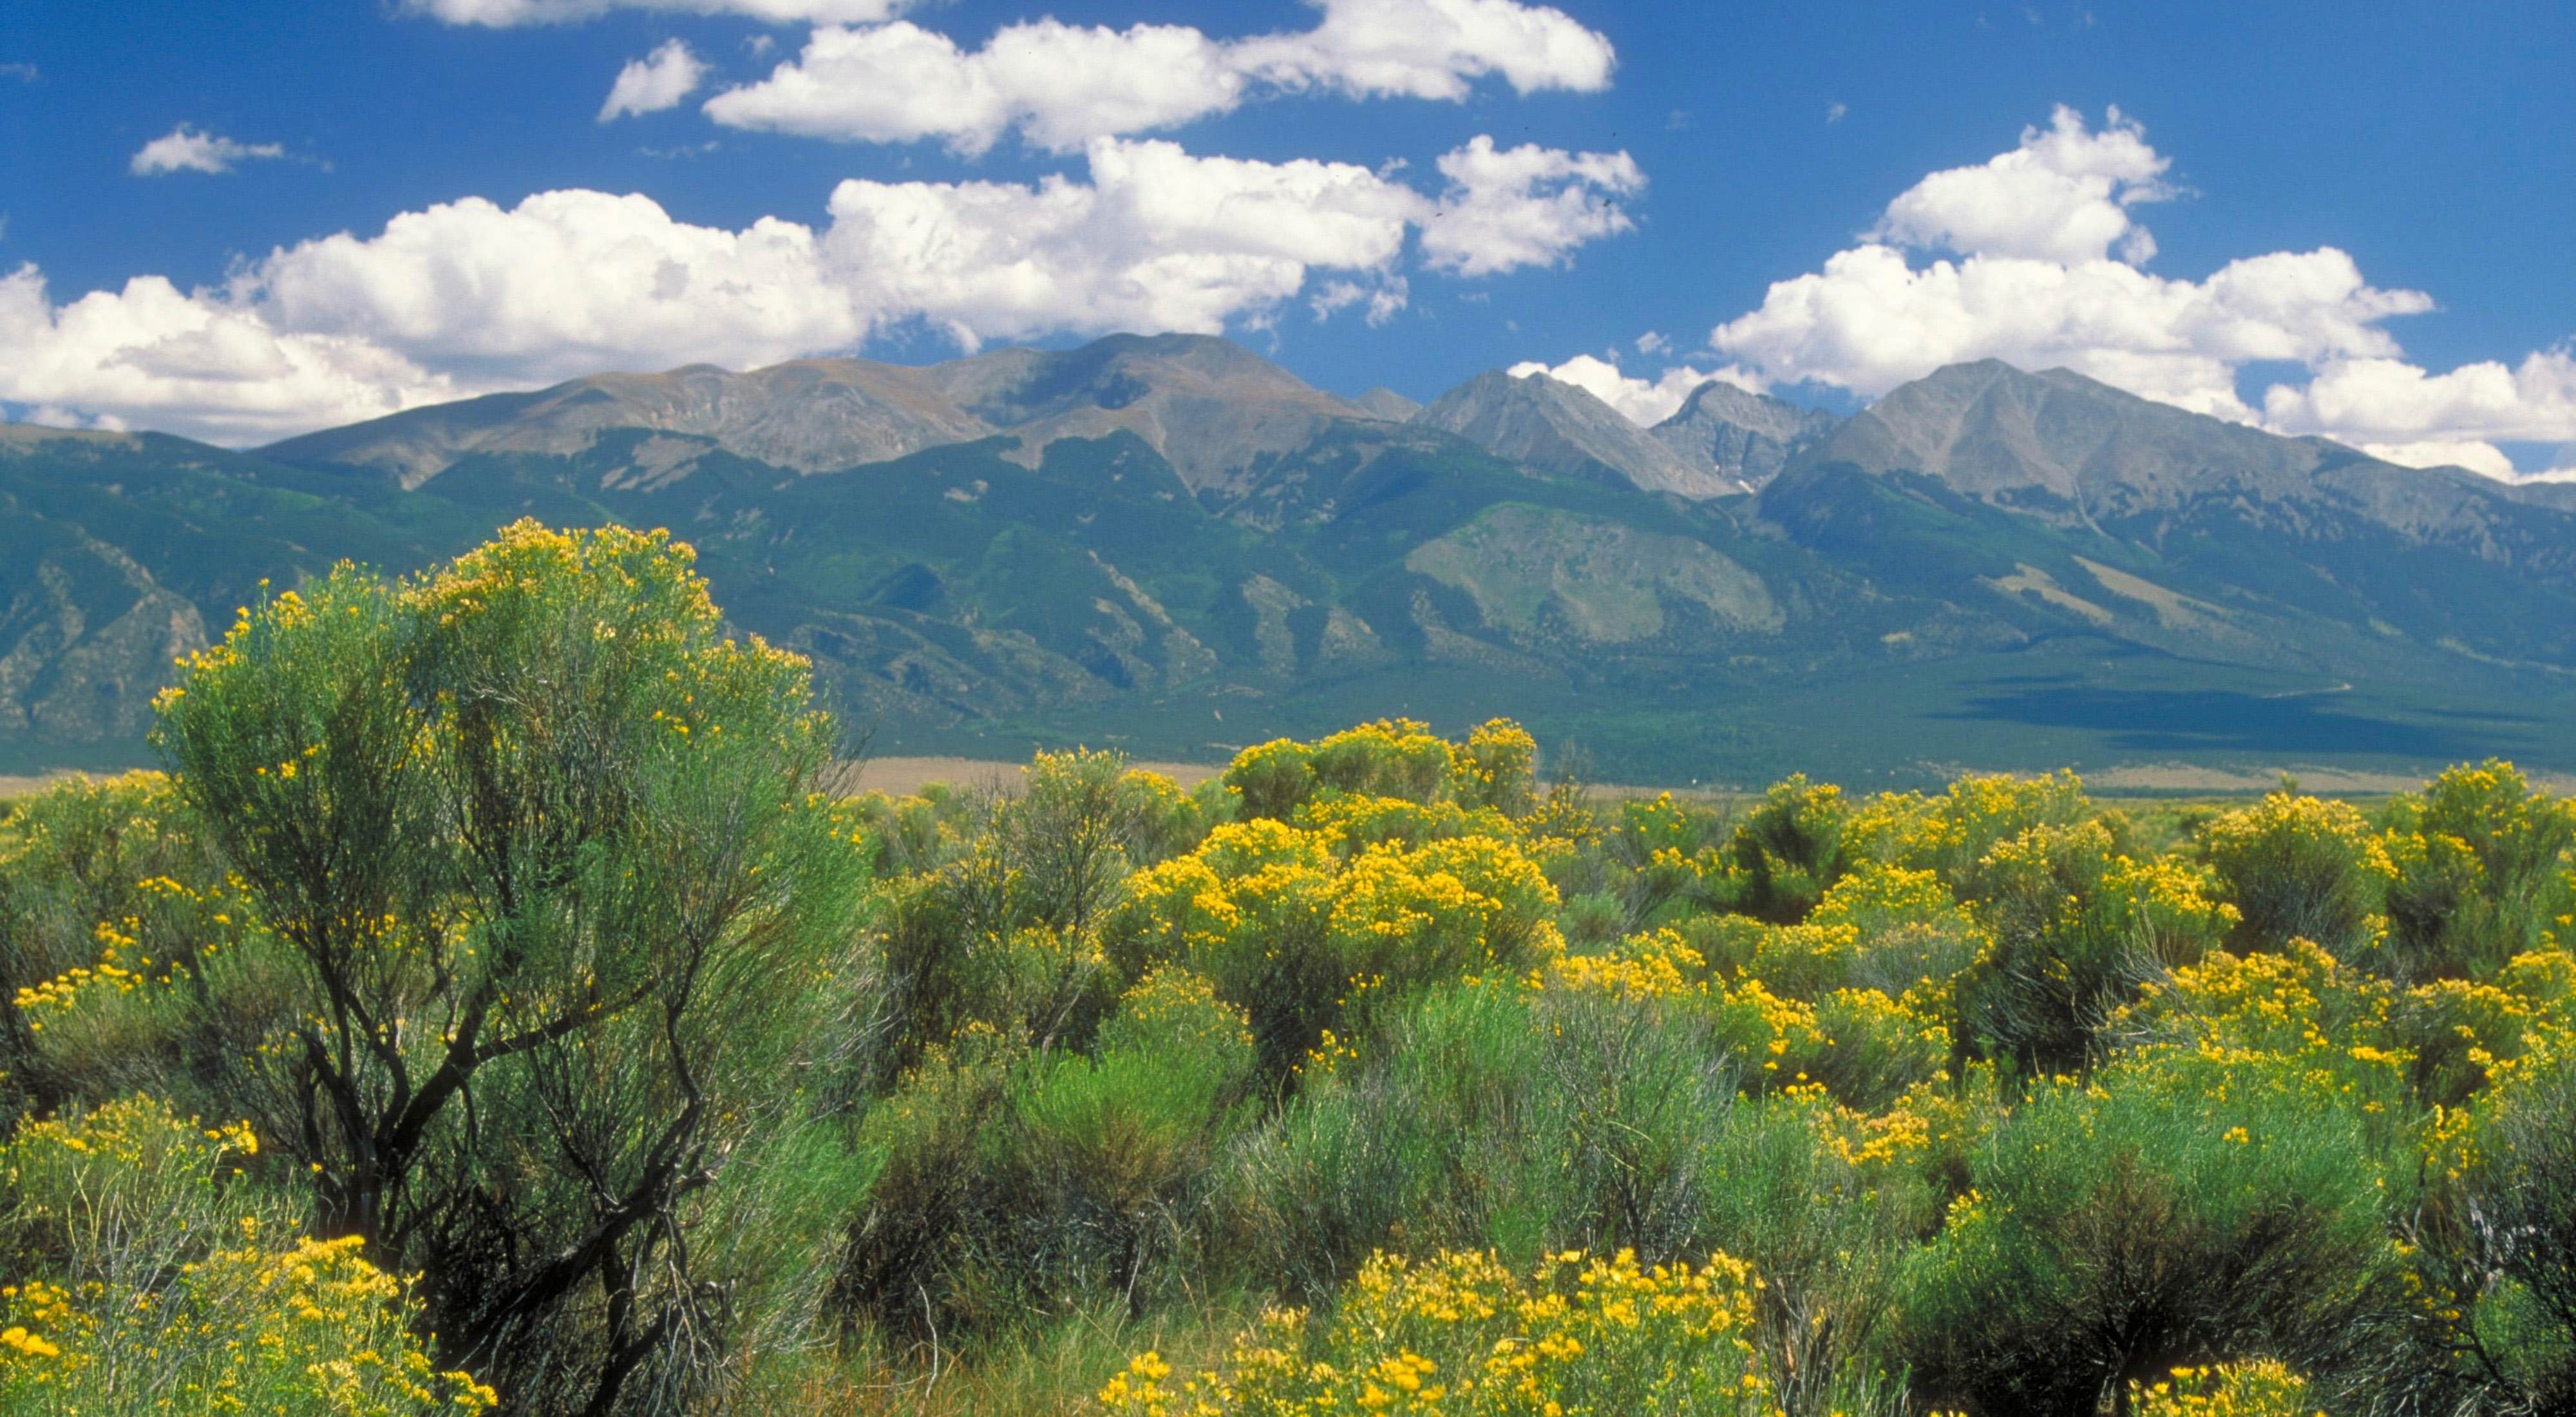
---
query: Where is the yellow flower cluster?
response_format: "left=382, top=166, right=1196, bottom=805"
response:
left=5, top=1094, right=255, bottom=1173
left=1808, top=1078, right=1978, bottom=1175
left=1098, top=1248, right=1779, bottom=1416
left=2202, top=790, right=2393, bottom=881
left=0, top=1237, right=497, bottom=1415
left=1115, top=819, right=1561, bottom=1007
left=1106, top=965, right=1257, bottom=1067
left=0, top=1102, right=492, bottom=1415
left=1846, top=770, right=2088, bottom=880
left=2127, top=1360, right=2322, bottom=1417
left=1450, top=719, right=1537, bottom=815
left=1534, top=929, right=1705, bottom=1002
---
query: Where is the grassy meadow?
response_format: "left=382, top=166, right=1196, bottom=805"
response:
left=5, top=522, right=2575, bottom=1416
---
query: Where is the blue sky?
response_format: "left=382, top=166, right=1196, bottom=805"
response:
left=2, top=0, right=2570, bottom=477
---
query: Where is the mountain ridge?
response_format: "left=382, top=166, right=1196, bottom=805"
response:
left=1649, top=379, right=1839, bottom=491
left=1412, top=369, right=1731, bottom=499
left=8, top=336, right=2574, bottom=784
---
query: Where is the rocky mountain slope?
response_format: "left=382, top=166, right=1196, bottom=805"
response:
left=1412, top=370, right=1729, bottom=499
left=266, top=333, right=1384, bottom=498
left=8, top=338, right=2575, bottom=783
left=1649, top=379, right=1839, bottom=490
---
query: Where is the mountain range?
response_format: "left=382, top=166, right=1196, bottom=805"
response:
left=7, top=333, right=2575, bottom=786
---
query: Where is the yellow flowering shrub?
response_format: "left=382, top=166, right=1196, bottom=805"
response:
left=2121, top=938, right=2396, bottom=1051
left=1848, top=770, right=2090, bottom=888
left=2393, top=959, right=2576, bottom=1107
left=1108, top=819, right=1560, bottom=1073
left=2377, top=760, right=2576, bottom=982
left=1810, top=988, right=1952, bottom=1110
left=1809, top=1074, right=1994, bottom=1186
left=1311, top=720, right=1457, bottom=806
left=1224, top=721, right=1465, bottom=824
left=1719, top=775, right=1853, bottom=924
left=1739, top=920, right=1861, bottom=1000
left=2199, top=790, right=2389, bottom=956
left=2127, top=1360, right=2320, bottom=1417
left=0, top=1234, right=496, bottom=1416
left=1097, top=1248, right=1779, bottom=1416
left=1110, top=821, right=1341, bottom=984
left=1698, top=979, right=1832, bottom=1094
left=2112, top=941, right=2416, bottom=1127
left=1898, top=1061, right=2397, bottom=1414
left=1528, top=931, right=1940, bottom=1107
left=1958, top=818, right=2239, bottom=1073
left=1533, top=929, right=1705, bottom=1002
left=1294, top=794, right=1511, bottom=855
left=1101, top=965, right=1258, bottom=1081
left=2102, top=855, right=2242, bottom=964
left=1226, top=739, right=1325, bottom=821
left=0, top=770, right=275, bottom=1108
left=1450, top=719, right=1538, bottom=817
left=0, top=1098, right=492, bottom=1415
left=1799, top=864, right=1989, bottom=1005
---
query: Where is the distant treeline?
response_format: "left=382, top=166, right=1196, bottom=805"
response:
left=3, top=522, right=2573, bottom=1416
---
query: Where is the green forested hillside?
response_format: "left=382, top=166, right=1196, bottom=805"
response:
left=8, top=340, right=2576, bottom=785
left=5, top=523, right=2576, bottom=1416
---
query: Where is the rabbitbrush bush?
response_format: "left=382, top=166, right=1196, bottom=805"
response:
left=0, top=1096, right=492, bottom=1416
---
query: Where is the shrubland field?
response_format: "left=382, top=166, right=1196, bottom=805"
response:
left=5, top=523, right=2576, bottom=1416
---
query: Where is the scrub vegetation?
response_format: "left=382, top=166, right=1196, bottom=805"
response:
left=5, top=523, right=2575, bottom=1416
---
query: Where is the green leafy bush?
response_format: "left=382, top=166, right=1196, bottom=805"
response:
left=1897, top=1056, right=2400, bottom=1415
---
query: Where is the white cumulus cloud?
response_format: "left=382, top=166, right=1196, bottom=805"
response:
left=405, top=0, right=909, bottom=25
left=600, top=39, right=706, bottom=120
left=704, top=20, right=1244, bottom=155
left=1507, top=353, right=1764, bottom=426
left=1232, top=0, right=1616, bottom=100
left=4, top=134, right=1638, bottom=442
left=1873, top=104, right=2175, bottom=265
left=1482, top=103, right=2576, bottom=481
left=0, top=265, right=460, bottom=444
left=1311, top=277, right=1410, bottom=327
left=2260, top=350, right=2576, bottom=468
left=705, top=0, right=1614, bottom=154
left=1419, top=137, right=1642, bottom=276
left=1710, top=241, right=2427, bottom=421
left=131, top=124, right=288, bottom=176
left=1696, top=106, right=2576, bottom=473
left=818, top=135, right=1629, bottom=345
left=246, top=190, right=862, bottom=384
left=821, top=138, right=1425, bottom=345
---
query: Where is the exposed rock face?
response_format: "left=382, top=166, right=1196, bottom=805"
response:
left=265, top=360, right=998, bottom=484
left=0, top=537, right=209, bottom=743
left=262, top=332, right=1372, bottom=497
left=1786, top=359, right=2568, bottom=569
left=1414, top=370, right=1730, bottom=499
left=1648, top=379, right=1838, bottom=491
left=1351, top=387, right=1423, bottom=422
left=1795, top=359, right=2347, bottom=515
left=924, top=334, right=1370, bottom=496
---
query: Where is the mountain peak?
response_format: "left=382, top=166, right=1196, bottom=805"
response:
left=1788, top=356, right=2519, bottom=527
left=263, top=356, right=992, bottom=485
left=262, top=332, right=1382, bottom=497
left=1650, top=379, right=1839, bottom=490
left=1352, top=386, right=1422, bottom=422
left=927, top=333, right=1367, bottom=493
left=1417, top=369, right=1733, bottom=499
